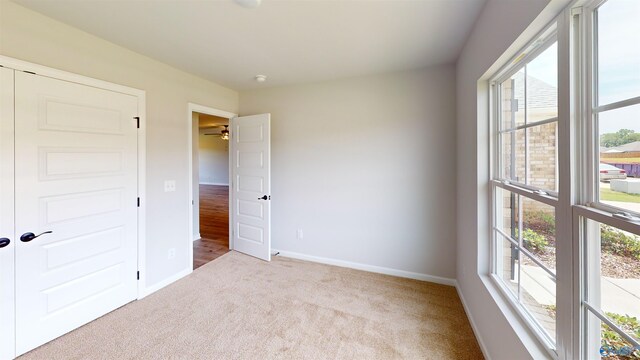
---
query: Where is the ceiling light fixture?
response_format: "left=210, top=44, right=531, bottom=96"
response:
left=204, top=125, right=230, bottom=141
left=220, top=126, right=230, bottom=141
left=255, top=75, right=267, bottom=83
left=234, top=0, right=262, bottom=9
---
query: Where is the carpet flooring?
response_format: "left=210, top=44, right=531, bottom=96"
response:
left=20, top=252, right=483, bottom=359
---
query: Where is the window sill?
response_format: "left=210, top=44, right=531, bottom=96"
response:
left=479, top=273, right=557, bottom=360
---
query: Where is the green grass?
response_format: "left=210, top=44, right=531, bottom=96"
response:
left=601, top=187, right=640, bottom=203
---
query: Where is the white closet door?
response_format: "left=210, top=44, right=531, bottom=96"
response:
left=0, top=67, right=16, bottom=360
left=231, top=114, right=271, bottom=261
left=14, top=72, right=139, bottom=356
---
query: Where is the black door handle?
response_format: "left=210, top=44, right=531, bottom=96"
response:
left=20, top=231, right=52, bottom=243
left=0, top=238, right=10, bottom=248
left=258, top=195, right=270, bottom=200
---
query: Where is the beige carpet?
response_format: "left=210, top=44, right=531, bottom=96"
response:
left=20, top=252, right=483, bottom=360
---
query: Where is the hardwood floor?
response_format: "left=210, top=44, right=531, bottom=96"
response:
left=194, top=185, right=230, bottom=269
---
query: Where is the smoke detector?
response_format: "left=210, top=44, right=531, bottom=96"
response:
left=234, top=0, right=262, bottom=9
left=255, top=75, right=267, bottom=83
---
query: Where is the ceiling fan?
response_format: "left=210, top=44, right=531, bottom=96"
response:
left=205, top=125, right=230, bottom=140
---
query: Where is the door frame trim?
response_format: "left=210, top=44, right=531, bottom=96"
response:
left=0, top=55, right=148, bottom=300
left=187, top=103, right=236, bottom=271
left=0, top=67, right=16, bottom=360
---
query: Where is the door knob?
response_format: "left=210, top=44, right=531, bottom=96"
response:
left=20, top=231, right=52, bottom=242
left=0, top=238, right=10, bottom=248
left=258, top=195, right=270, bottom=200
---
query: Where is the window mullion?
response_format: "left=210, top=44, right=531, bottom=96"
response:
left=556, top=6, right=578, bottom=359
left=524, top=65, right=529, bottom=186
left=594, top=95, right=640, bottom=113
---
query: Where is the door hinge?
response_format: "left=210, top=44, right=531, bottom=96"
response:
left=134, top=116, right=140, bottom=129
left=137, top=197, right=140, bottom=207
left=137, top=271, right=140, bottom=280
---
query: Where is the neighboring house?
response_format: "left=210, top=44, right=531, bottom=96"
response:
left=601, top=141, right=640, bottom=159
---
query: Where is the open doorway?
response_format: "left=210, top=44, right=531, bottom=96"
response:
left=189, top=104, right=236, bottom=270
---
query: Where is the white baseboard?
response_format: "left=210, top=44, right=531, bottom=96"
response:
left=139, top=268, right=192, bottom=299
left=199, top=182, right=229, bottom=186
left=193, top=233, right=201, bottom=242
left=455, top=283, right=491, bottom=360
left=272, top=249, right=456, bottom=286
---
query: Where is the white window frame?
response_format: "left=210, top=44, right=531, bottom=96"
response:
left=576, top=0, right=640, bottom=358
left=489, top=20, right=563, bottom=358
left=487, top=1, right=640, bottom=359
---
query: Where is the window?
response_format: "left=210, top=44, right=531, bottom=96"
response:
left=491, top=28, right=560, bottom=350
left=582, top=0, right=640, bottom=358
left=488, top=1, right=640, bottom=358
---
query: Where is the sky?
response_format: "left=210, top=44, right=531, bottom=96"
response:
left=522, top=0, right=639, bottom=137
left=596, top=0, right=640, bottom=135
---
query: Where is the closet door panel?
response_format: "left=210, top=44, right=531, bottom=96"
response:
left=13, top=71, right=139, bottom=356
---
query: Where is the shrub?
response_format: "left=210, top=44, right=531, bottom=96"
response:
left=601, top=225, right=640, bottom=260
left=516, top=228, right=549, bottom=252
left=523, top=210, right=556, bottom=234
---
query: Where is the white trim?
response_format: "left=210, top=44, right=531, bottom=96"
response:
left=138, top=268, right=191, bottom=298
left=187, top=103, right=236, bottom=272
left=199, top=182, right=230, bottom=186
left=594, top=95, right=640, bottom=114
left=493, top=180, right=559, bottom=207
left=273, top=249, right=456, bottom=286
left=189, top=103, right=236, bottom=120
left=193, top=233, right=201, bottom=242
left=0, top=56, right=145, bottom=98
left=455, top=283, right=491, bottom=360
left=0, top=56, right=149, bottom=302
left=136, top=95, right=147, bottom=301
left=574, top=205, right=640, bottom=240
left=0, top=67, right=16, bottom=360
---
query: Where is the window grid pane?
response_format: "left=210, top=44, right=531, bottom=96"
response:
left=493, top=34, right=558, bottom=349
left=596, top=103, right=640, bottom=215
left=497, top=42, right=558, bottom=193
left=595, top=0, right=640, bottom=107
left=583, top=217, right=640, bottom=354
left=493, top=185, right=557, bottom=344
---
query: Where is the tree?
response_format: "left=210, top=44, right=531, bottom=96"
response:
left=600, top=129, right=640, bottom=147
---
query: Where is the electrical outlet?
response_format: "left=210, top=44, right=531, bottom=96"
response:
left=297, top=229, right=303, bottom=240
left=168, top=248, right=176, bottom=260
left=164, top=180, right=176, bottom=192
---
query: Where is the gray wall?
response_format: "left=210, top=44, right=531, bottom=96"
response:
left=198, top=130, right=229, bottom=186
left=240, top=65, right=457, bottom=280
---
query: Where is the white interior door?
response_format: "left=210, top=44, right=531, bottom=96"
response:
left=0, top=67, right=16, bottom=360
left=231, top=114, right=271, bottom=261
left=14, top=71, right=139, bottom=356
